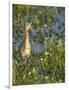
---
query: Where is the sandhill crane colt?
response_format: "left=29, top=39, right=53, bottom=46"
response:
left=20, top=22, right=32, bottom=61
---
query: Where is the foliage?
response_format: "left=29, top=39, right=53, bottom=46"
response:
left=12, top=4, right=65, bottom=85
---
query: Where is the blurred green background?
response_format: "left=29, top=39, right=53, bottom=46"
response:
left=12, top=4, right=65, bottom=85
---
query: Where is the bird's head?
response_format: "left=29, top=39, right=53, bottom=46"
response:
left=23, top=22, right=32, bottom=32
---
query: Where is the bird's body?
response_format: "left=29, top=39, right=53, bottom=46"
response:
left=20, top=22, right=31, bottom=59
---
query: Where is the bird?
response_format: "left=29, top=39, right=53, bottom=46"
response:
left=20, top=22, right=32, bottom=60
left=13, top=22, right=48, bottom=63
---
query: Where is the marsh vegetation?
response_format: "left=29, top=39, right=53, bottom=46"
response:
left=12, top=4, right=65, bottom=85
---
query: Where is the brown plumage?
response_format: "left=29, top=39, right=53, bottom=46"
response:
left=20, top=22, right=31, bottom=59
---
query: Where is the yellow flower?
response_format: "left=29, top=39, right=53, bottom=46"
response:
left=28, top=72, right=31, bottom=75
left=44, top=24, right=47, bottom=27
left=40, top=58, right=43, bottom=61
left=23, top=75, right=26, bottom=79
left=45, top=51, right=49, bottom=55
left=34, top=77, right=37, bottom=80
left=32, top=67, right=36, bottom=73
left=45, top=76, right=48, bottom=80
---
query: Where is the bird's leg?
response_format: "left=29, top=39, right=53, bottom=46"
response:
left=24, top=56, right=29, bottom=84
left=24, top=56, right=29, bottom=65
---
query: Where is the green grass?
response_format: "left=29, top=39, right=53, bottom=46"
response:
left=12, top=4, right=65, bottom=85
left=12, top=38, right=65, bottom=85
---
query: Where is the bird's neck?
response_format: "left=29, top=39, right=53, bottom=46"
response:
left=24, top=30, right=29, bottom=39
left=24, top=30, right=30, bottom=48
